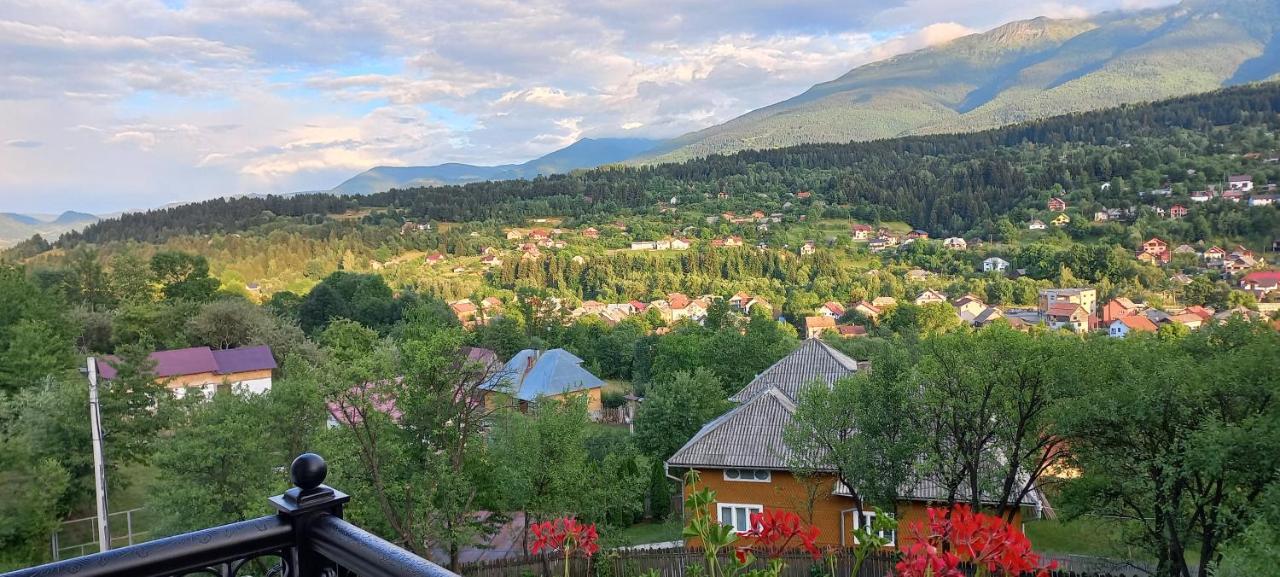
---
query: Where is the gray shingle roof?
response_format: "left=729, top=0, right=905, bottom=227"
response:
left=667, top=337, right=1042, bottom=508
left=729, top=338, right=859, bottom=403
left=667, top=388, right=797, bottom=469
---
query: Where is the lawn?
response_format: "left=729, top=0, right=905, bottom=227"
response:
left=608, top=520, right=682, bottom=547
left=1024, top=517, right=1143, bottom=560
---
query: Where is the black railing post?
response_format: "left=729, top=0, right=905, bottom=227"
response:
left=270, top=453, right=350, bottom=577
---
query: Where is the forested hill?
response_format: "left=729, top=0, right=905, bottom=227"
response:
left=644, top=0, right=1280, bottom=163
left=54, top=81, right=1280, bottom=247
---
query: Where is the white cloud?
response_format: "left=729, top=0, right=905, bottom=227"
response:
left=0, top=0, right=1168, bottom=212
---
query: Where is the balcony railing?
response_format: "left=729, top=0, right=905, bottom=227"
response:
left=1, top=453, right=460, bottom=577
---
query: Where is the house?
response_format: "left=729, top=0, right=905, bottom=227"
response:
left=1223, top=254, right=1259, bottom=274
left=1047, top=197, right=1067, bottom=212
left=835, top=324, right=867, bottom=338
left=850, top=300, right=882, bottom=320
left=1170, top=273, right=1194, bottom=285
left=723, top=236, right=744, bottom=248
left=506, top=230, right=526, bottom=240
left=871, top=296, right=898, bottom=309
left=1228, top=175, right=1254, bottom=192
left=97, top=345, right=276, bottom=399
left=1051, top=214, right=1070, bottom=227
left=971, top=306, right=1005, bottom=327
left=481, top=297, right=504, bottom=312
left=1028, top=219, right=1047, bottom=230
left=1204, top=246, right=1227, bottom=262
left=450, top=300, right=480, bottom=327
left=1184, top=305, right=1215, bottom=321
left=914, top=289, right=947, bottom=306
left=1045, top=303, right=1090, bottom=333
left=952, top=295, right=988, bottom=324
left=481, top=254, right=503, bottom=267
left=520, top=244, right=541, bottom=259
left=1140, top=237, right=1169, bottom=259
left=982, top=257, right=1011, bottom=273
left=480, top=349, right=606, bottom=417
left=1222, top=189, right=1244, bottom=203
left=795, top=191, right=812, bottom=199
left=1173, top=244, right=1197, bottom=256
left=1039, top=288, right=1097, bottom=317
left=1093, top=211, right=1110, bottom=222
left=1190, top=190, right=1214, bottom=202
left=1101, top=298, right=1139, bottom=324
left=1137, top=251, right=1170, bottom=265
left=1109, top=315, right=1157, bottom=338
left=800, top=240, right=816, bottom=255
left=1241, top=271, right=1280, bottom=298
left=426, top=252, right=446, bottom=264
left=817, top=301, right=845, bottom=319
left=666, top=339, right=1039, bottom=548
left=1249, top=195, right=1278, bottom=206
left=630, top=241, right=657, bottom=251
left=529, top=229, right=551, bottom=241
left=851, top=224, right=873, bottom=240
left=1167, top=313, right=1204, bottom=331
left=1169, top=204, right=1188, bottom=219
left=907, top=229, right=929, bottom=240
left=942, top=237, right=967, bottom=250
left=582, top=227, right=599, bottom=239
left=670, top=238, right=692, bottom=250
left=804, top=315, right=837, bottom=338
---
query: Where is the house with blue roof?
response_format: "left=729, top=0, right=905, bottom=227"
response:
left=481, top=348, right=606, bottom=417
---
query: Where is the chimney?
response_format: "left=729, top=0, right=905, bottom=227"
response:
left=524, top=352, right=537, bottom=377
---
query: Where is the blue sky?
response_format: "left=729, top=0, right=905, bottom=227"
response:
left=0, top=0, right=1175, bottom=213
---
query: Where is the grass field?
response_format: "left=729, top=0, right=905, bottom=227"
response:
left=609, top=520, right=682, bottom=547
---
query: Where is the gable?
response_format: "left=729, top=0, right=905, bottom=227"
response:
left=667, top=388, right=800, bottom=470
left=729, top=339, right=858, bottom=403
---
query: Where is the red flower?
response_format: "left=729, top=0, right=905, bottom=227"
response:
left=529, top=517, right=599, bottom=558
left=901, top=506, right=1054, bottom=577
left=737, top=509, right=822, bottom=560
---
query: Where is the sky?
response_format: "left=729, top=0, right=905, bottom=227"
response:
left=0, top=0, right=1177, bottom=214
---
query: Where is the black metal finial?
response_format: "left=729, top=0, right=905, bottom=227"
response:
left=291, top=453, right=327, bottom=491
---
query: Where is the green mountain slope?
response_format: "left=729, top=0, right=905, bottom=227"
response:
left=644, top=0, right=1280, bottom=163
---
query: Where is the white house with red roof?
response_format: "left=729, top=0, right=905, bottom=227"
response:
left=1241, top=271, right=1280, bottom=298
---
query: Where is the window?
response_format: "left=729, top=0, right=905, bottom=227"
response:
left=853, top=511, right=896, bottom=546
left=718, top=504, right=762, bottom=532
left=723, top=468, right=771, bottom=482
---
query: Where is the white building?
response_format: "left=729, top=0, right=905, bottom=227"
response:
left=982, top=257, right=1011, bottom=273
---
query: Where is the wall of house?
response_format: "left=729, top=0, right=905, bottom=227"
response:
left=548, top=387, right=603, bottom=414
left=682, top=468, right=1024, bottom=549
left=162, top=369, right=274, bottom=395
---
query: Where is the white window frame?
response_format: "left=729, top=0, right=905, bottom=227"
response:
left=853, top=510, right=896, bottom=546
left=717, top=503, right=763, bottom=532
left=723, top=468, right=772, bottom=483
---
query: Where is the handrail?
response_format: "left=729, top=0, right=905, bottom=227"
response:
left=309, top=515, right=458, bottom=577
left=2, top=515, right=291, bottom=577
left=1, top=454, right=461, bottom=577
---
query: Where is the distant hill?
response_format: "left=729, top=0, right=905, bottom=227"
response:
left=332, top=137, right=660, bottom=195
left=0, top=210, right=100, bottom=247
left=643, top=0, right=1280, bottom=163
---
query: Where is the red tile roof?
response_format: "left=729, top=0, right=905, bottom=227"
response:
left=1116, top=316, right=1158, bottom=332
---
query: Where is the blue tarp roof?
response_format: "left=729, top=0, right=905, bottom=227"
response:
left=483, top=348, right=604, bottom=401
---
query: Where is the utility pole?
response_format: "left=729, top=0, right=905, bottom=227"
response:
left=86, top=357, right=111, bottom=552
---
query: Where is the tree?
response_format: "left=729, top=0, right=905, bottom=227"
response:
left=908, top=327, right=1070, bottom=516
left=633, top=368, right=729, bottom=460
left=785, top=346, right=920, bottom=520
left=150, top=251, right=219, bottom=302
left=1059, top=320, right=1280, bottom=577
left=108, top=250, right=156, bottom=305
left=488, top=396, right=592, bottom=554
left=0, top=319, right=74, bottom=394
left=148, top=391, right=282, bottom=535
left=0, top=391, right=72, bottom=570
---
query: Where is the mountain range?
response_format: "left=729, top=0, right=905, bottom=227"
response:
left=330, top=137, right=660, bottom=195
left=323, top=0, right=1280, bottom=194
left=641, top=0, right=1280, bottom=163
left=0, top=211, right=99, bottom=247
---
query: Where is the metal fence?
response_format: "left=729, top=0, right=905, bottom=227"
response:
left=50, top=508, right=151, bottom=561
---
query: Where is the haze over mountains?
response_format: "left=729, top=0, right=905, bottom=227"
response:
left=330, top=137, right=660, bottom=195
left=0, top=211, right=98, bottom=246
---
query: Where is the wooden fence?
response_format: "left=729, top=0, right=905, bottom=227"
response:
left=460, top=548, right=1140, bottom=577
